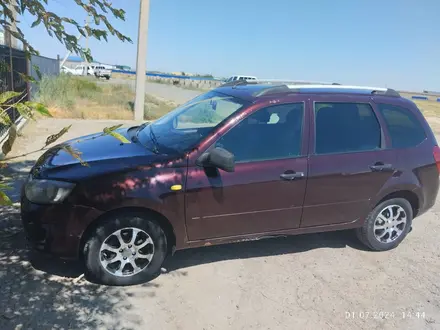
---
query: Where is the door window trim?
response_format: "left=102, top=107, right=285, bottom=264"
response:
left=197, top=101, right=307, bottom=165
left=311, top=100, right=385, bottom=156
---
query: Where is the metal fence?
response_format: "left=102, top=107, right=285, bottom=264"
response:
left=0, top=45, right=27, bottom=137
left=29, top=54, right=60, bottom=97
left=0, top=45, right=59, bottom=138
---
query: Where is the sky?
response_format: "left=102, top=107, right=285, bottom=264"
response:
left=19, top=0, right=440, bottom=92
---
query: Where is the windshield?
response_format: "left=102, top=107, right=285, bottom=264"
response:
left=138, top=91, right=247, bottom=154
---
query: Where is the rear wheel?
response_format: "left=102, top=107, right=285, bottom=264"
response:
left=356, top=198, right=413, bottom=251
left=83, top=212, right=167, bottom=286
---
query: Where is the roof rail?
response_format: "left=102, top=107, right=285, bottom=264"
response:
left=219, top=79, right=339, bottom=88
left=371, top=88, right=400, bottom=97
left=219, top=80, right=259, bottom=88
left=255, top=84, right=401, bottom=97
left=257, top=79, right=337, bottom=85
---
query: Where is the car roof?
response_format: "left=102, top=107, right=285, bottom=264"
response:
left=214, top=82, right=403, bottom=102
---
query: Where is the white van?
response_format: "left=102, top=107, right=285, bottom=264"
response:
left=224, top=75, right=257, bottom=83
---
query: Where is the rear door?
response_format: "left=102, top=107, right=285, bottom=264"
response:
left=185, top=100, right=309, bottom=240
left=301, top=95, right=396, bottom=227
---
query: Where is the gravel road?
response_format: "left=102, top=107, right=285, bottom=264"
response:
left=109, top=78, right=203, bottom=104
left=1, top=114, right=440, bottom=329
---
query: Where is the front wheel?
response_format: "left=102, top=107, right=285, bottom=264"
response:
left=356, top=198, right=413, bottom=251
left=83, top=212, right=167, bottom=286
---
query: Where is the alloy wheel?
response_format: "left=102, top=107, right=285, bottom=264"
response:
left=99, top=227, right=154, bottom=277
left=373, top=205, right=407, bottom=244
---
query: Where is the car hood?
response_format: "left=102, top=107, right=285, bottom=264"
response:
left=32, top=127, right=180, bottom=181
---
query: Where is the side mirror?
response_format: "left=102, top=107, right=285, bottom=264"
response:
left=198, top=147, right=235, bottom=172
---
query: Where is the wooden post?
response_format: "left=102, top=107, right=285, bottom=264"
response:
left=24, top=42, right=31, bottom=101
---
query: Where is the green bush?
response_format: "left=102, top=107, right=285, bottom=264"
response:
left=37, top=74, right=102, bottom=109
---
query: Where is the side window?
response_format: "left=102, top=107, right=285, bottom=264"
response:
left=315, top=102, right=381, bottom=154
left=215, top=103, right=304, bottom=162
left=377, top=104, right=426, bottom=148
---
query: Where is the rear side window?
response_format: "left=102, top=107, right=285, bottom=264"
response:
left=377, top=104, right=426, bottom=148
left=315, top=102, right=381, bottom=154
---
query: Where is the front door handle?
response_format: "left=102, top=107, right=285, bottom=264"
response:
left=280, top=172, right=305, bottom=180
left=370, top=163, right=394, bottom=172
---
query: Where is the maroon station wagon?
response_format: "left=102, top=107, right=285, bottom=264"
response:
left=21, top=82, right=440, bottom=285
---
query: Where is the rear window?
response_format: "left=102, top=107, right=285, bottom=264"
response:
left=377, top=104, right=426, bottom=148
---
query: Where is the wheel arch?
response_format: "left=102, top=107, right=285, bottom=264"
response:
left=79, top=206, right=177, bottom=259
left=376, top=190, right=420, bottom=217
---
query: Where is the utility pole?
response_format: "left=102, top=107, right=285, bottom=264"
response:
left=134, top=0, right=150, bottom=121
left=4, top=0, right=18, bottom=49
left=4, top=0, right=18, bottom=96
left=83, top=8, right=90, bottom=76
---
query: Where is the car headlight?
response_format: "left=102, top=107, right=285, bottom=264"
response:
left=25, top=178, right=76, bottom=204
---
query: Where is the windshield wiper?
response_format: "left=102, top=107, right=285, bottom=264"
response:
left=149, top=126, right=160, bottom=154
left=134, top=122, right=149, bottom=141
left=132, top=123, right=159, bottom=154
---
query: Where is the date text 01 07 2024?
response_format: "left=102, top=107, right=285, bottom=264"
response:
left=345, top=311, right=426, bottom=319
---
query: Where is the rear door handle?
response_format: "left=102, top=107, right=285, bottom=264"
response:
left=370, top=163, right=394, bottom=172
left=280, top=172, right=305, bottom=180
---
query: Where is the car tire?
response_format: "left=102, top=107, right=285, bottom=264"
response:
left=83, top=212, right=167, bottom=286
left=356, top=198, right=413, bottom=251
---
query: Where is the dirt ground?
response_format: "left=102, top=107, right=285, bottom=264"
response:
left=1, top=117, right=440, bottom=330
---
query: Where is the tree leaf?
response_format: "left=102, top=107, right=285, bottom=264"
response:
left=0, top=91, right=21, bottom=104
left=18, top=72, right=37, bottom=83
left=2, top=125, right=17, bottom=156
left=0, top=191, right=12, bottom=206
left=26, top=102, right=52, bottom=117
left=31, top=18, right=42, bottom=28
left=0, top=112, right=12, bottom=126
left=0, top=183, right=12, bottom=190
left=0, top=60, right=10, bottom=73
left=33, top=64, right=42, bottom=80
left=105, top=124, right=123, bottom=131
left=62, top=145, right=89, bottom=167
left=103, top=127, right=130, bottom=144
left=45, top=125, right=71, bottom=146
left=15, top=103, right=35, bottom=120
left=17, top=0, right=131, bottom=63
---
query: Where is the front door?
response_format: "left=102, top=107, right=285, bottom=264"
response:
left=185, top=101, right=308, bottom=240
left=301, top=98, right=397, bottom=227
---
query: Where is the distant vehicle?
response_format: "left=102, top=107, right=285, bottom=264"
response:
left=21, top=82, right=440, bottom=286
left=60, top=64, right=112, bottom=80
left=224, top=75, right=257, bottom=83
left=91, top=65, right=112, bottom=80
left=61, top=64, right=95, bottom=76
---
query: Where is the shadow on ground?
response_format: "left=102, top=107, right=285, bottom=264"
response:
left=164, top=229, right=367, bottom=272
left=0, top=160, right=367, bottom=328
left=0, top=160, right=35, bottom=203
left=0, top=200, right=366, bottom=328
left=0, top=206, right=154, bottom=329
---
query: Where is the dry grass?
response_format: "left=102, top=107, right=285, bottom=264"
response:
left=112, top=72, right=136, bottom=80
left=412, top=99, right=440, bottom=118
left=399, top=95, right=440, bottom=134
left=36, top=75, right=177, bottom=120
